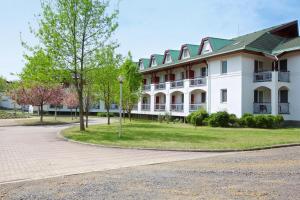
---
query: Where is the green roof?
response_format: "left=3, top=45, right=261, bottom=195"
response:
left=151, top=54, right=164, bottom=66
left=185, top=44, right=200, bottom=57
left=139, top=20, right=299, bottom=72
left=166, top=50, right=180, bottom=63
left=208, top=37, right=234, bottom=51
left=139, top=58, right=150, bottom=69
left=272, top=37, right=300, bottom=54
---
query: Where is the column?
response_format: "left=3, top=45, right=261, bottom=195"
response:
left=271, top=71, right=278, bottom=115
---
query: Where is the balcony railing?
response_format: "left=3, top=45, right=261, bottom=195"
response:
left=141, top=104, right=150, bottom=111
left=170, top=104, right=184, bottom=112
left=190, top=77, right=206, bottom=86
left=154, top=83, right=166, bottom=90
left=170, top=80, right=184, bottom=89
left=253, top=72, right=272, bottom=82
left=132, top=105, right=138, bottom=110
left=279, top=103, right=289, bottom=114
left=143, top=85, right=151, bottom=91
left=189, top=104, right=205, bottom=112
left=278, top=72, right=290, bottom=82
left=253, top=102, right=271, bottom=114
left=155, top=104, right=166, bottom=111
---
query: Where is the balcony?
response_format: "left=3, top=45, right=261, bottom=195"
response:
left=155, top=104, right=166, bottom=111
left=278, top=72, right=290, bottom=82
left=170, top=104, right=184, bottom=112
left=190, top=77, right=206, bottom=87
left=141, top=104, right=150, bottom=111
left=253, top=72, right=272, bottom=82
left=253, top=103, right=271, bottom=114
left=189, top=104, right=205, bottom=112
left=143, top=85, right=151, bottom=91
left=170, top=80, right=184, bottom=89
left=154, top=83, right=166, bottom=90
left=279, top=103, right=289, bottom=114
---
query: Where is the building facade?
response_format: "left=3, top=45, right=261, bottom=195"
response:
left=133, top=21, right=300, bottom=121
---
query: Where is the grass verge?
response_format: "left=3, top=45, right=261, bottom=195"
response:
left=62, top=120, right=300, bottom=150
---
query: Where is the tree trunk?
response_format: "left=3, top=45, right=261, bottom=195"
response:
left=55, top=106, right=57, bottom=121
left=71, top=108, right=73, bottom=120
left=85, top=92, right=90, bottom=128
left=78, top=89, right=85, bottom=131
left=40, top=105, right=43, bottom=123
left=129, top=110, right=132, bottom=122
left=106, top=108, right=110, bottom=125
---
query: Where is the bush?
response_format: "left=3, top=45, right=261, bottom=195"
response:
left=158, top=114, right=164, bottom=123
left=97, top=112, right=114, bottom=117
left=240, top=113, right=256, bottom=128
left=229, top=114, right=240, bottom=127
left=240, top=114, right=284, bottom=129
left=164, top=112, right=171, bottom=124
left=206, top=111, right=231, bottom=127
left=187, top=109, right=209, bottom=126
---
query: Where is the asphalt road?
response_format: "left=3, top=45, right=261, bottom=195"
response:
left=1, top=146, right=299, bottom=200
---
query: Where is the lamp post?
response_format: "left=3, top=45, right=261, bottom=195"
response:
left=118, top=75, right=124, bottom=138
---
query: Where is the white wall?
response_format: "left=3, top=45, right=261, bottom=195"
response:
left=208, top=54, right=243, bottom=117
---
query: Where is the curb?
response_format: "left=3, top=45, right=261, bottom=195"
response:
left=57, top=129, right=300, bottom=153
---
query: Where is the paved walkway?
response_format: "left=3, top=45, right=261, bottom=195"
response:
left=0, top=118, right=226, bottom=184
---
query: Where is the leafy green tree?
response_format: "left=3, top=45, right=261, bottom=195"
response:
left=28, top=0, right=118, bottom=131
left=92, top=47, right=121, bottom=125
left=0, top=76, right=7, bottom=99
left=118, top=52, right=142, bottom=121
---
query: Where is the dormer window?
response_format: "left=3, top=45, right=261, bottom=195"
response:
left=165, top=54, right=172, bottom=63
left=182, top=47, right=190, bottom=59
left=139, top=62, right=144, bottom=70
left=201, top=41, right=212, bottom=54
left=151, top=58, right=157, bottom=67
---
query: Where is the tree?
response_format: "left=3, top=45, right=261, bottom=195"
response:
left=118, top=52, right=142, bottom=121
left=93, top=47, right=121, bottom=125
left=0, top=76, right=7, bottom=100
left=31, top=0, right=118, bottom=131
left=48, top=86, right=64, bottom=120
left=63, top=88, right=79, bottom=120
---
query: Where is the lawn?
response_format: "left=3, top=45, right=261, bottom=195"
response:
left=62, top=120, right=300, bottom=150
left=18, top=116, right=80, bottom=126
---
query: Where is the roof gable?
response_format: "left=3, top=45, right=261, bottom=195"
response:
left=150, top=54, right=164, bottom=67
left=179, top=44, right=199, bottom=59
left=163, top=50, right=180, bottom=64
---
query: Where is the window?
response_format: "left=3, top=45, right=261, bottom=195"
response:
left=182, top=47, right=190, bottom=59
left=165, top=54, right=172, bottom=63
left=221, top=61, right=227, bottom=74
left=181, top=71, right=185, bottom=80
left=279, top=59, right=287, bottom=72
left=254, top=60, right=264, bottom=72
left=201, top=67, right=207, bottom=77
left=201, top=41, right=212, bottom=54
left=181, top=94, right=184, bottom=103
left=201, top=93, right=206, bottom=103
left=221, top=89, right=227, bottom=103
left=151, top=58, right=157, bottom=67
left=139, top=62, right=144, bottom=70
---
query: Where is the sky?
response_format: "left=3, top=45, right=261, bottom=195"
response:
left=0, top=0, right=300, bottom=80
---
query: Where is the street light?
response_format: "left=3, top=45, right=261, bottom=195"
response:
left=118, top=75, right=124, bottom=138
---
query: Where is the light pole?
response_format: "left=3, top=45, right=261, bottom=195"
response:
left=118, top=75, right=124, bottom=138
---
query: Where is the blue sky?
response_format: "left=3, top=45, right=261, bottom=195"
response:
left=0, top=0, right=299, bottom=80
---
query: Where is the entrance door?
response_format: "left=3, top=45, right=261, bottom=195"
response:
left=279, top=90, right=288, bottom=103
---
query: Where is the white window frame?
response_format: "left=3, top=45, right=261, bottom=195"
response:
left=139, top=62, right=144, bottom=70
left=151, top=58, right=157, bottom=67
left=221, top=89, right=227, bottom=103
left=221, top=60, right=228, bottom=74
left=165, top=54, right=172, bottom=63
left=182, top=47, right=190, bottom=59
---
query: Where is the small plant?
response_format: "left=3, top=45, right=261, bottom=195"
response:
left=97, top=112, right=114, bottom=117
left=164, top=112, right=171, bottom=124
left=158, top=114, right=164, bottom=123
left=189, top=109, right=209, bottom=127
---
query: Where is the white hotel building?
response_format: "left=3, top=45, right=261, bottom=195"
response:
left=133, top=21, right=300, bottom=121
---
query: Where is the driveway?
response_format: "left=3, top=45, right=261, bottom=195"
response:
left=0, top=118, right=226, bottom=184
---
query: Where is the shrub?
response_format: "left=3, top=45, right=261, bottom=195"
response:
left=158, top=114, right=164, bottom=123
left=274, top=115, right=284, bottom=128
left=240, top=113, right=256, bottom=128
left=206, top=111, right=230, bottom=127
left=188, top=109, right=209, bottom=126
left=164, top=112, right=171, bottom=124
left=97, top=112, right=114, bottom=117
left=229, top=114, right=240, bottom=127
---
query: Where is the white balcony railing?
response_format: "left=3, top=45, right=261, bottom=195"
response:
left=155, top=104, right=166, bottom=111
left=170, top=104, right=184, bottom=112
left=190, top=77, right=206, bottom=86
left=253, top=103, right=271, bottom=114
left=189, top=104, right=205, bottom=112
left=143, top=85, right=151, bottom=91
left=154, top=83, right=166, bottom=90
left=170, top=80, right=184, bottom=89
left=141, top=104, right=150, bottom=111
left=278, top=72, right=290, bottom=82
left=279, top=103, right=289, bottom=114
left=253, top=72, right=272, bottom=82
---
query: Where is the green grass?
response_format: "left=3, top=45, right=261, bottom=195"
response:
left=18, top=116, right=80, bottom=126
left=0, top=110, right=30, bottom=119
left=62, top=120, right=300, bottom=150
